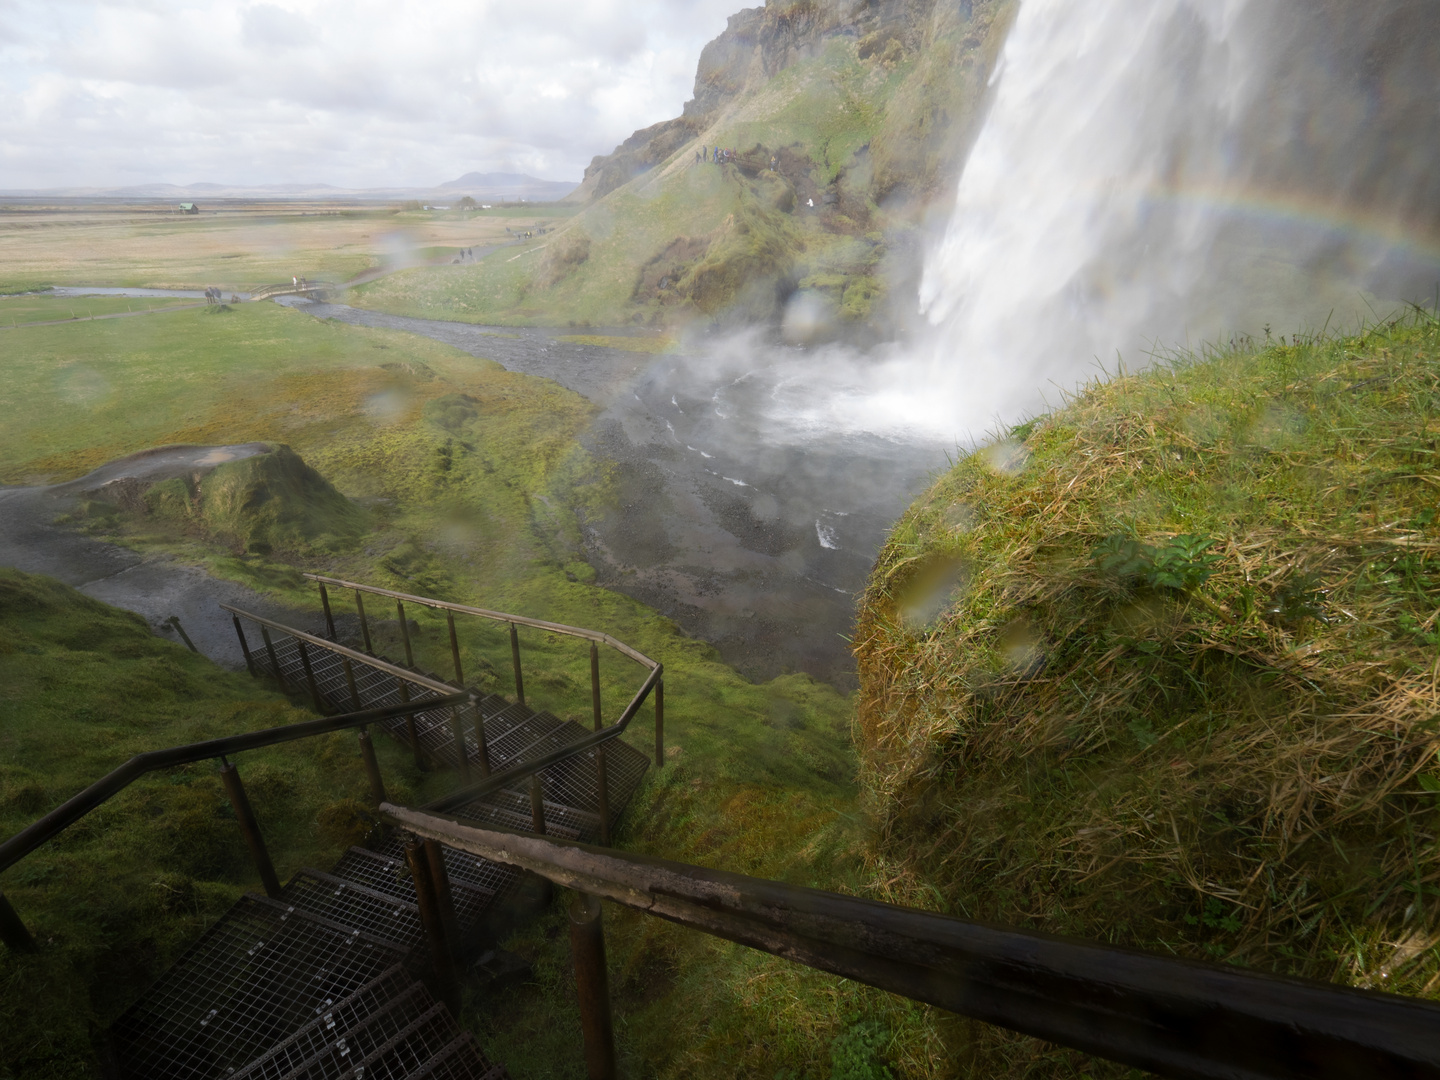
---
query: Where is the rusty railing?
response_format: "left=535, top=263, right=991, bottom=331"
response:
left=0, top=694, right=470, bottom=952
left=387, top=804, right=1440, bottom=1080
left=301, top=573, right=664, bottom=766
left=223, top=600, right=661, bottom=846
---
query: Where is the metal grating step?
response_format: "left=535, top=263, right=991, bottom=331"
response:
left=229, top=966, right=419, bottom=1080
left=451, top=799, right=584, bottom=841
left=280, top=868, right=424, bottom=951
left=320, top=1000, right=457, bottom=1080
left=481, top=703, right=552, bottom=758
left=111, top=894, right=406, bottom=1080
left=330, top=847, right=495, bottom=934
left=367, top=835, right=522, bottom=902
left=250, top=626, right=652, bottom=841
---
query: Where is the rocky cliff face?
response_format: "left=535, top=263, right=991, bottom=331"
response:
left=576, top=0, right=1004, bottom=206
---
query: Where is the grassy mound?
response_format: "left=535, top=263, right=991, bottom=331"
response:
left=191, top=445, right=368, bottom=554
left=75, top=445, right=369, bottom=557
left=0, top=569, right=436, bottom=1079
left=853, top=314, right=1440, bottom=1072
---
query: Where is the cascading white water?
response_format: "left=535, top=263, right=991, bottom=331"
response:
left=918, top=0, right=1252, bottom=429
left=907, top=0, right=1440, bottom=439
left=673, top=0, right=1440, bottom=451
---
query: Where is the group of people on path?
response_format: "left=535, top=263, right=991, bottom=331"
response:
left=697, top=145, right=737, bottom=165
left=695, top=145, right=782, bottom=174
left=204, top=286, right=227, bottom=305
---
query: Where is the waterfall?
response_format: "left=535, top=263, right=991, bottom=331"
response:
left=913, top=0, right=1440, bottom=437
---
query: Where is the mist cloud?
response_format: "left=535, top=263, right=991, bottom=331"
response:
left=0, top=0, right=741, bottom=188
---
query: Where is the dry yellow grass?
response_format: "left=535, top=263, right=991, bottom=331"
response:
left=0, top=203, right=559, bottom=292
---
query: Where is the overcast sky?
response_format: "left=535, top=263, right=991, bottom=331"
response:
left=0, top=0, right=744, bottom=190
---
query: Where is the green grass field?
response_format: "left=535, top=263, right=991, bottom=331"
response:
left=0, top=294, right=191, bottom=326
left=0, top=298, right=878, bottom=1078
left=0, top=205, right=566, bottom=296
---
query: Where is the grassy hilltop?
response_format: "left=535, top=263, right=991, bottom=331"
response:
left=352, top=0, right=1015, bottom=333
left=853, top=313, right=1440, bottom=1074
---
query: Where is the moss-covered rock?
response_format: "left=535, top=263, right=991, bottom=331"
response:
left=195, top=445, right=368, bottom=554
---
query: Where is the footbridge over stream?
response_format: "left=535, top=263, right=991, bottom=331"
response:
left=248, top=280, right=341, bottom=303
left=2, top=576, right=1439, bottom=1079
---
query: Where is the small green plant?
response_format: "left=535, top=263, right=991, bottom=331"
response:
left=830, top=1018, right=894, bottom=1080
left=1093, top=533, right=1220, bottom=591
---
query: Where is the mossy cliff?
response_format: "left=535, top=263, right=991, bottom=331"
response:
left=852, top=314, right=1440, bottom=1072
left=353, top=0, right=1016, bottom=333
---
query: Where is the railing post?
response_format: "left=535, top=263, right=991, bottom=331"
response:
left=405, top=838, right=461, bottom=1016
left=398, top=678, right=426, bottom=770
left=510, top=622, right=525, bottom=706
left=166, top=615, right=198, bottom=653
left=219, top=758, right=281, bottom=899
left=590, top=642, right=602, bottom=731
left=530, top=774, right=546, bottom=835
left=318, top=582, right=337, bottom=640
left=446, top=611, right=464, bottom=686
left=472, top=701, right=491, bottom=777
left=655, top=677, right=664, bottom=769
left=358, top=727, right=386, bottom=806
left=451, top=707, right=471, bottom=784
left=356, top=590, right=373, bottom=654
left=232, top=615, right=256, bottom=678
left=596, top=746, right=611, bottom=847
left=0, top=892, right=37, bottom=953
left=396, top=600, right=414, bottom=667
left=342, top=656, right=361, bottom=710
left=295, top=639, right=325, bottom=713
left=423, top=838, right=463, bottom=952
left=569, top=892, right=617, bottom=1080
left=258, top=626, right=287, bottom=692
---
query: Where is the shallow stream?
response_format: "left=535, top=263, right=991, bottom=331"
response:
left=282, top=298, right=944, bottom=687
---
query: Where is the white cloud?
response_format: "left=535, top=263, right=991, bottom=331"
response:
left=0, top=0, right=743, bottom=188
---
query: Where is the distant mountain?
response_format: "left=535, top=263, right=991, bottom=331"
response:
left=438, top=172, right=577, bottom=200
left=0, top=176, right=579, bottom=202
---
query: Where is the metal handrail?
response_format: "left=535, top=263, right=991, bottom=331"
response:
left=421, top=662, right=662, bottom=814
left=0, top=695, right=468, bottom=878
left=301, top=574, right=658, bottom=670
left=385, top=804, right=1440, bottom=1080
left=219, top=603, right=459, bottom=696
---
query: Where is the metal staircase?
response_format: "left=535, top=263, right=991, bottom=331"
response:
left=95, top=579, right=664, bottom=1079
left=109, top=832, right=515, bottom=1080
left=222, top=602, right=653, bottom=845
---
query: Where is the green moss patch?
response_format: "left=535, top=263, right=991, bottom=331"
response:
left=854, top=313, right=1440, bottom=1074
left=195, top=446, right=368, bottom=554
